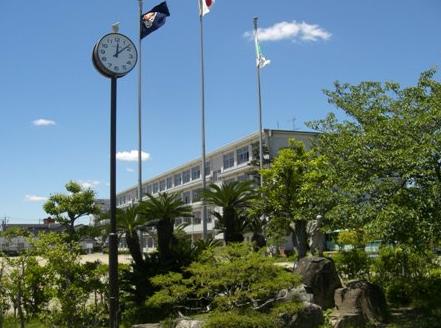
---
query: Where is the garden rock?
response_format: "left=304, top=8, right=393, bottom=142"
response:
left=333, top=280, right=388, bottom=326
left=132, top=324, right=161, bottom=328
left=294, top=256, right=342, bottom=309
left=175, top=319, right=204, bottom=328
left=280, top=302, right=324, bottom=328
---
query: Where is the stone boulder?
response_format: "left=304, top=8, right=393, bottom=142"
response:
left=175, top=319, right=204, bottom=328
left=332, top=280, right=388, bottom=327
left=294, top=257, right=342, bottom=309
left=279, top=302, right=324, bottom=328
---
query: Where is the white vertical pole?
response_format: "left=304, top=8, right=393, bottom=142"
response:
left=137, top=0, right=143, bottom=202
left=199, top=0, right=208, bottom=240
left=254, top=17, right=264, bottom=187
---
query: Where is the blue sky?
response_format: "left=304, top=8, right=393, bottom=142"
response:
left=1, top=0, right=440, bottom=223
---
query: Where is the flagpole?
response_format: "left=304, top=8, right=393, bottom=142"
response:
left=137, top=0, right=143, bottom=202
left=199, top=0, right=208, bottom=241
left=254, top=17, right=264, bottom=187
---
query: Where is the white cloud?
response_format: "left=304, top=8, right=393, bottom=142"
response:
left=116, top=150, right=150, bottom=162
left=126, top=168, right=135, bottom=173
left=25, top=194, right=48, bottom=202
left=244, top=21, right=331, bottom=42
left=79, top=180, right=101, bottom=189
left=33, top=119, right=56, bottom=126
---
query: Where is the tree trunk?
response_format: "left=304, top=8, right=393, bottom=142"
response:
left=224, top=209, right=244, bottom=243
left=157, top=219, right=175, bottom=262
left=125, top=232, right=144, bottom=268
left=293, top=220, right=308, bottom=259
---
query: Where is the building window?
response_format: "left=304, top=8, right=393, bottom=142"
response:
left=147, top=184, right=153, bottom=194
left=192, top=189, right=203, bottom=202
left=175, top=218, right=183, bottom=225
left=191, top=165, right=201, bottom=180
left=182, top=170, right=191, bottom=184
left=182, top=191, right=191, bottom=204
left=174, top=173, right=182, bottom=186
left=237, top=174, right=249, bottom=182
left=147, top=237, right=154, bottom=248
left=212, top=169, right=221, bottom=182
left=166, top=177, right=173, bottom=189
left=223, top=152, right=234, bottom=170
left=153, top=182, right=159, bottom=194
left=159, top=180, right=166, bottom=191
left=193, top=211, right=202, bottom=225
left=205, top=161, right=211, bottom=176
left=237, top=146, right=249, bottom=165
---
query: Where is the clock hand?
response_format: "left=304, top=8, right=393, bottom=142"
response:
left=114, top=42, right=120, bottom=58
left=116, top=45, right=130, bottom=56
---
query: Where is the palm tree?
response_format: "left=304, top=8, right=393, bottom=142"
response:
left=115, top=205, right=147, bottom=269
left=138, top=192, right=192, bottom=263
left=202, top=180, right=256, bottom=243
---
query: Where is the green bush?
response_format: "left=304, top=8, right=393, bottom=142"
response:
left=413, top=268, right=441, bottom=313
left=334, top=248, right=371, bottom=280
left=371, top=245, right=436, bottom=307
left=205, top=311, right=276, bottom=328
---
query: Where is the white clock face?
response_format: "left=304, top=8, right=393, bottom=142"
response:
left=95, top=33, right=137, bottom=77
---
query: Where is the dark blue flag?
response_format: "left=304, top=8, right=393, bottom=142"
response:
left=140, top=2, right=170, bottom=39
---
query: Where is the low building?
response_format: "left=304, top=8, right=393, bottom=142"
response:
left=116, top=129, right=317, bottom=251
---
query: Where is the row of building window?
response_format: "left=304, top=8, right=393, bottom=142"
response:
left=118, top=145, right=251, bottom=206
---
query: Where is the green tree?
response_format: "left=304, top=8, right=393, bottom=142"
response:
left=43, top=181, right=100, bottom=239
left=0, top=260, right=9, bottom=328
left=308, top=70, right=441, bottom=250
left=30, top=233, right=107, bottom=328
left=138, top=192, right=192, bottom=263
left=115, top=205, right=146, bottom=269
left=147, top=243, right=301, bottom=319
left=4, top=254, right=49, bottom=327
left=202, top=180, right=256, bottom=243
left=260, top=139, right=331, bottom=258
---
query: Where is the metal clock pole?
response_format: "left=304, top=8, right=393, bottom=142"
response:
left=109, top=76, right=119, bottom=328
left=92, top=27, right=138, bottom=328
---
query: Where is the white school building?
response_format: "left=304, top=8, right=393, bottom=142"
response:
left=116, top=129, right=317, bottom=251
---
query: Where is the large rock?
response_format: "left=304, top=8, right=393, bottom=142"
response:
left=279, top=302, right=324, bottom=328
left=294, top=257, right=342, bottom=309
left=332, top=280, right=388, bottom=327
left=175, top=319, right=204, bottom=328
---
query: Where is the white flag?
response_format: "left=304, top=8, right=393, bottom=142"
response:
left=254, top=28, right=270, bottom=68
left=199, top=0, right=215, bottom=16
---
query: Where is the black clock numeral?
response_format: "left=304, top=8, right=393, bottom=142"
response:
left=127, top=61, right=132, bottom=65
left=123, top=40, right=126, bottom=45
left=103, top=44, right=108, bottom=49
left=107, top=63, right=112, bottom=67
left=129, top=54, right=134, bottom=59
left=122, top=65, right=127, bottom=70
left=115, top=38, right=120, bottom=42
left=127, top=47, right=131, bottom=52
left=114, top=66, right=119, bottom=71
left=101, top=57, right=107, bottom=62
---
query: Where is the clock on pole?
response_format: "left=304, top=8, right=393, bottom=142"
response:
left=93, top=32, right=138, bottom=78
left=92, top=29, right=137, bottom=328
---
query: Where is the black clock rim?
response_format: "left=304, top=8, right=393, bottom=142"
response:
left=93, top=32, right=138, bottom=79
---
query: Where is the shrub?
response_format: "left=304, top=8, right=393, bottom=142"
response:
left=205, top=311, right=276, bottom=328
left=371, top=245, right=436, bottom=306
left=334, top=248, right=371, bottom=280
